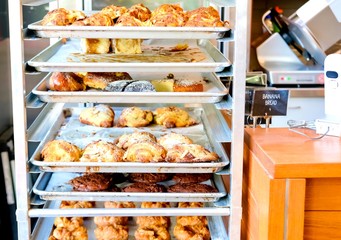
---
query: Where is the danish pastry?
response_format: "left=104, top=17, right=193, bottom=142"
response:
left=94, top=215, right=128, bottom=226
left=47, top=72, right=86, bottom=91
left=141, top=202, right=171, bottom=209
left=41, top=8, right=86, bottom=26
left=115, top=131, right=157, bottom=150
left=80, top=140, right=125, bottom=163
left=41, top=140, right=82, bottom=162
left=157, top=133, right=193, bottom=149
left=136, top=216, right=170, bottom=228
left=104, top=201, right=136, bottom=209
left=100, top=5, right=128, bottom=20
left=51, top=225, right=88, bottom=240
left=60, top=201, right=95, bottom=209
left=117, top=107, right=153, bottom=127
left=135, top=226, right=170, bottom=240
left=153, top=106, right=197, bottom=128
left=123, top=141, right=167, bottom=163
left=128, top=3, right=151, bottom=22
left=178, top=202, right=204, bottom=208
left=94, top=225, right=129, bottom=240
left=79, top=104, right=115, bottom=128
left=165, top=143, right=219, bottom=163
left=185, top=6, right=226, bottom=27
left=82, top=72, right=132, bottom=90
left=173, top=223, right=210, bottom=240
left=149, top=4, right=187, bottom=27
left=54, top=217, right=84, bottom=232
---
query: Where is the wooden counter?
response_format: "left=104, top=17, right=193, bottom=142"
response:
left=242, top=128, right=341, bottom=240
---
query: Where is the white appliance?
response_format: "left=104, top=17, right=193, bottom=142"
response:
left=257, top=0, right=341, bottom=86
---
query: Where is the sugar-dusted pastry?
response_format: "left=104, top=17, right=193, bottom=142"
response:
left=80, top=140, right=125, bottom=162
left=114, top=131, right=157, bottom=150
left=157, top=132, right=194, bottom=149
left=153, top=106, right=197, bottom=128
left=123, top=81, right=156, bottom=92
left=47, top=72, right=86, bottom=91
left=165, top=143, right=219, bottom=163
left=79, top=104, right=115, bottom=128
left=185, top=6, right=227, bottom=27
left=82, top=72, right=132, bottom=90
left=123, top=141, right=167, bottom=163
left=173, top=79, right=204, bottom=92
left=41, top=8, right=86, bottom=26
left=116, top=107, right=153, bottom=127
left=41, top=140, right=82, bottom=162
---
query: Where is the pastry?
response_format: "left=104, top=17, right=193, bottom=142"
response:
left=82, top=72, right=132, bottom=90
left=165, top=144, right=219, bottom=163
left=172, top=173, right=212, bottom=184
left=150, top=79, right=174, bottom=92
left=123, top=141, right=167, bottom=163
left=51, top=225, right=88, bottom=240
left=135, top=226, right=170, bottom=240
left=80, top=140, right=125, bottom=163
left=94, top=215, right=128, bottom=226
left=153, top=106, right=197, bottom=128
left=128, top=4, right=151, bottom=22
left=47, top=72, right=86, bottom=91
left=123, top=80, right=156, bottom=92
left=178, top=202, right=204, bottom=208
left=136, top=216, right=170, bottom=228
left=123, top=182, right=166, bottom=193
left=141, top=202, right=171, bottom=209
left=173, top=223, right=210, bottom=240
left=94, top=225, right=129, bottom=240
left=115, top=131, right=157, bottom=150
left=128, top=173, right=171, bottom=183
left=157, top=133, right=194, bottom=149
left=100, top=5, right=128, bottom=21
left=104, top=201, right=136, bottom=209
left=116, top=107, right=153, bottom=127
left=41, top=8, right=86, bottom=26
left=54, top=217, right=84, bottom=231
left=60, top=201, right=95, bottom=209
left=173, top=79, right=204, bottom=92
left=79, top=104, right=115, bottom=128
left=149, top=4, right=187, bottom=27
left=41, top=140, right=82, bottom=162
left=69, top=173, right=115, bottom=192
left=176, top=216, right=208, bottom=227
left=185, top=6, right=226, bottom=27
left=167, top=183, right=218, bottom=193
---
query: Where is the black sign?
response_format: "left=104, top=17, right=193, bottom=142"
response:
left=250, top=89, right=289, bottom=117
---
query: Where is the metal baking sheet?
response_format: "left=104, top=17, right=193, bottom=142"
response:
left=29, top=106, right=230, bottom=173
left=32, top=172, right=227, bottom=202
left=27, top=39, right=231, bottom=73
left=32, top=72, right=228, bottom=103
left=31, top=201, right=229, bottom=240
left=28, top=20, right=230, bottom=39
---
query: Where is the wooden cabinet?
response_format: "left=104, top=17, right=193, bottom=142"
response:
left=242, top=128, right=341, bottom=240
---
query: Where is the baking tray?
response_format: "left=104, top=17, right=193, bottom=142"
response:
left=29, top=106, right=230, bottom=173
left=32, top=72, right=228, bottom=103
left=31, top=201, right=229, bottom=240
left=28, top=20, right=230, bottom=39
left=26, top=39, right=231, bottom=73
left=32, top=172, right=227, bottom=202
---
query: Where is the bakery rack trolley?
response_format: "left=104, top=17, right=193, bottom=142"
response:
left=8, top=0, right=249, bottom=239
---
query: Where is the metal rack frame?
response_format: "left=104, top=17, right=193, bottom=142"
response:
left=9, top=0, right=248, bottom=239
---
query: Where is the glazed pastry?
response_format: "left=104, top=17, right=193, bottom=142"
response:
left=165, top=143, right=219, bottom=163
left=167, top=183, right=218, bottom=193
left=69, top=173, right=115, bottom=192
left=94, top=225, right=129, bottom=240
left=135, top=226, right=170, bottom=240
left=115, top=131, right=157, bottom=150
left=79, top=104, right=115, bottom=128
left=123, top=141, right=167, bottom=163
left=47, top=72, right=86, bottom=91
left=157, top=132, right=194, bottom=149
left=41, top=8, right=86, bottom=26
left=41, top=140, right=82, bottom=162
left=116, top=107, right=153, bottom=127
left=82, top=72, right=132, bottom=90
left=128, top=173, right=171, bottom=183
left=172, top=173, right=212, bottom=184
left=122, top=182, right=166, bottom=192
left=80, top=140, right=125, bottom=162
left=185, top=6, right=227, bottom=27
left=153, top=106, right=197, bottom=128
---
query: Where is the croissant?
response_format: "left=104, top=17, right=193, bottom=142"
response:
left=165, top=144, right=219, bottom=163
left=117, top=107, right=153, bottom=127
left=123, top=141, right=166, bottom=162
left=153, top=106, right=197, bottom=128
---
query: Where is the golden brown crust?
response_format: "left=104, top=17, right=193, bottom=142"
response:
left=115, top=12, right=143, bottom=27
left=136, top=216, right=170, bottom=228
left=185, top=6, right=226, bottom=27
left=165, top=144, right=219, bottom=163
left=173, top=79, right=204, bottom=92
left=178, top=202, right=204, bottom=208
left=47, top=72, right=86, bottom=91
left=100, top=5, right=128, bottom=20
left=41, top=140, right=82, bottom=162
left=41, top=8, right=86, bottom=26
left=79, top=104, right=115, bottom=128
left=80, top=38, right=111, bottom=54
left=94, top=225, right=129, bottom=240
left=60, top=201, right=95, bottom=209
left=141, top=202, right=171, bottom=209
left=117, top=107, right=153, bottom=127
left=115, top=131, right=157, bottom=150
left=176, top=216, right=208, bottom=227
left=157, top=133, right=193, bottom=149
left=135, top=226, right=170, bottom=240
left=94, top=215, right=128, bottom=226
left=82, top=72, right=132, bottom=90
left=173, top=223, right=210, bottom=240
left=123, top=141, right=167, bottom=163
left=54, top=217, right=84, bottom=231
left=149, top=4, right=187, bottom=27
left=104, top=201, right=136, bottom=209
left=73, top=12, right=113, bottom=26
left=52, top=225, right=88, bottom=240
left=153, top=106, right=197, bottom=128
left=128, top=3, right=151, bottom=22
left=80, top=140, right=125, bottom=162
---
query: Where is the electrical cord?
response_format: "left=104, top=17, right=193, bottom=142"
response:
left=287, top=119, right=329, bottom=140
